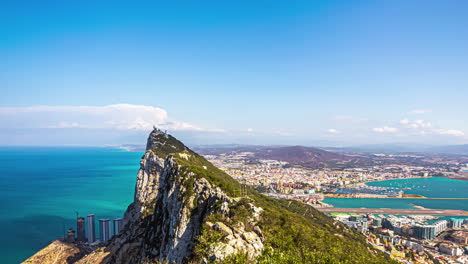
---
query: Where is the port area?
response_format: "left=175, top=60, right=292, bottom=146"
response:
left=318, top=208, right=468, bottom=216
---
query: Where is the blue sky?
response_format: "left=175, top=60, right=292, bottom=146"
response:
left=1, top=0, right=467, bottom=146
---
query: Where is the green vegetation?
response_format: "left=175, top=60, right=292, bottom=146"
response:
left=151, top=133, right=396, bottom=263
left=150, top=133, right=187, bottom=159
left=192, top=226, right=225, bottom=261
left=192, top=199, right=256, bottom=262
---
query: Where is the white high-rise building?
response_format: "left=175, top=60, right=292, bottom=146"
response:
left=113, top=218, right=123, bottom=236
left=433, top=220, right=448, bottom=235
left=87, top=214, right=96, bottom=243
left=99, top=219, right=111, bottom=242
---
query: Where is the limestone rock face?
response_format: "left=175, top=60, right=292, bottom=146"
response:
left=122, top=150, right=165, bottom=227
left=208, top=221, right=264, bottom=262
left=25, top=129, right=264, bottom=264
left=95, top=157, right=235, bottom=264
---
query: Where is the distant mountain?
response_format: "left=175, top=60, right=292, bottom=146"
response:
left=195, top=143, right=437, bottom=155
left=324, top=143, right=468, bottom=155
left=192, top=143, right=258, bottom=149
left=255, top=145, right=368, bottom=168
left=192, top=145, right=269, bottom=155
left=425, top=144, right=468, bottom=155
left=324, top=143, right=433, bottom=154
left=195, top=145, right=369, bottom=168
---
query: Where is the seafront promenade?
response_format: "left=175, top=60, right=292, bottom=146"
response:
left=318, top=208, right=468, bottom=216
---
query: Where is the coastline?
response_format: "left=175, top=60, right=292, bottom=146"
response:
left=441, top=173, right=468, bottom=181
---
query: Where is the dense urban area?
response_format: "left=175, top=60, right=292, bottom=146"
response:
left=199, top=147, right=468, bottom=264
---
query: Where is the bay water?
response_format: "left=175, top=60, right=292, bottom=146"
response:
left=324, top=177, right=468, bottom=211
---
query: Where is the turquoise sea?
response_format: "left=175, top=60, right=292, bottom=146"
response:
left=324, top=177, right=468, bottom=211
left=0, top=147, right=143, bottom=264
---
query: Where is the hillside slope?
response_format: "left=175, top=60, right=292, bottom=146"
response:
left=24, top=129, right=394, bottom=264
left=256, top=145, right=346, bottom=166
left=196, top=145, right=369, bottom=168
left=255, top=145, right=368, bottom=168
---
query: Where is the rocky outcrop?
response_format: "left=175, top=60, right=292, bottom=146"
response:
left=93, top=129, right=264, bottom=263
left=25, top=129, right=264, bottom=264
left=206, top=208, right=264, bottom=262
left=22, top=240, right=89, bottom=264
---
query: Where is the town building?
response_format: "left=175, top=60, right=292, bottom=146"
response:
left=87, top=214, right=96, bottom=243
left=433, top=220, right=448, bottom=235
left=99, top=219, right=111, bottom=242
left=451, top=231, right=468, bottom=244
left=76, top=217, right=86, bottom=242
left=413, top=225, right=435, bottom=240
left=449, top=218, right=463, bottom=228
left=66, top=228, right=75, bottom=243
left=381, top=218, right=394, bottom=229
left=401, top=225, right=413, bottom=236
left=439, top=243, right=464, bottom=256
left=113, top=218, right=123, bottom=236
left=372, top=218, right=382, bottom=227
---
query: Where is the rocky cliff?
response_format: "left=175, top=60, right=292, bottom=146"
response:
left=24, top=129, right=395, bottom=264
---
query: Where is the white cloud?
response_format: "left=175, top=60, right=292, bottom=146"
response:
left=409, top=109, right=432, bottom=114
left=397, top=118, right=464, bottom=138
left=0, top=104, right=223, bottom=132
left=400, top=119, right=432, bottom=129
left=437, top=129, right=465, bottom=137
left=412, top=119, right=432, bottom=129
left=399, top=119, right=410, bottom=125
left=247, top=128, right=254, bottom=133
left=327, top=128, right=338, bottom=134
left=372, top=126, right=398, bottom=133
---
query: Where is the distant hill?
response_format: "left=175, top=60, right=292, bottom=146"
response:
left=196, top=145, right=370, bottom=168
left=426, top=144, right=468, bottom=155
left=324, top=144, right=468, bottom=155
left=255, top=145, right=360, bottom=168
left=324, top=143, right=433, bottom=154
left=193, top=145, right=271, bottom=156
